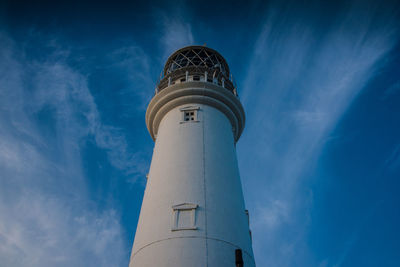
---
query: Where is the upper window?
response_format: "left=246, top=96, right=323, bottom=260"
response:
left=180, top=106, right=200, bottom=123
left=184, top=110, right=195, bottom=121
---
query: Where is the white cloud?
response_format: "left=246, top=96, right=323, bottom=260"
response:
left=0, top=32, right=148, bottom=266
left=255, top=200, right=289, bottom=229
left=157, top=7, right=195, bottom=60
left=384, top=143, right=400, bottom=172
left=382, top=81, right=400, bottom=100
left=105, top=45, right=155, bottom=111
left=239, top=0, right=400, bottom=266
left=161, top=19, right=194, bottom=56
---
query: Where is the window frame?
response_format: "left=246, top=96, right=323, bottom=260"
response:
left=171, top=203, right=198, bottom=231
left=180, top=106, right=200, bottom=123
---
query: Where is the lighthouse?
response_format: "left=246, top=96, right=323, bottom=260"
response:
left=129, top=46, right=255, bottom=267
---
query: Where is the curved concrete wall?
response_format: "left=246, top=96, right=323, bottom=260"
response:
left=129, top=102, right=255, bottom=267
left=146, top=82, right=245, bottom=142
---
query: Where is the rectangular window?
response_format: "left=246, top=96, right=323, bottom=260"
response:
left=184, top=110, right=195, bottom=121
left=172, top=203, right=198, bottom=231
left=180, top=106, right=200, bottom=123
left=177, top=209, right=191, bottom=229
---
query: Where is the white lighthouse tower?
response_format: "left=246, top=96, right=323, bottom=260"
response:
left=129, top=46, right=255, bottom=267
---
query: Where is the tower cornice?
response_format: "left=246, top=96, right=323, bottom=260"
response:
left=146, top=81, right=245, bottom=142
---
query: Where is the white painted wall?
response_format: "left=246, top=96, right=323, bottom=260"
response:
left=129, top=103, right=255, bottom=267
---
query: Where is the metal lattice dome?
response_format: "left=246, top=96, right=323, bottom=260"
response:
left=163, top=46, right=230, bottom=77
left=157, top=46, right=236, bottom=94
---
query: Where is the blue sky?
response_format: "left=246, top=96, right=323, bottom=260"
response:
left=0, top=0, right=399, bottom=266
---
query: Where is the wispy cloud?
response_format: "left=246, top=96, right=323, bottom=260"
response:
left=0, top=32, right=147, bottom=266
left=239, top=0, right=400, bottom=265
left=156, top=6, right=195, bottom=60
left=321, top=201, right=382, bottom=267
left=384, top=143, right=400, bottom=172
left=31, top=52, right=146, bottom=179
left=382, top=81, right=400, bottom=100
left=105, top=45, right=155, bottom=111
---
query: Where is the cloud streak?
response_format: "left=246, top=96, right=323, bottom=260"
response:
left=239, top=0, right=400, bottom=265
left=0, top=32, right=148, bottom=266
left=156, top=5, right=195, bottom=61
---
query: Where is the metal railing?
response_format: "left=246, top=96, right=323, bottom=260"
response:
left=155, top=66, right=238, bottom=96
